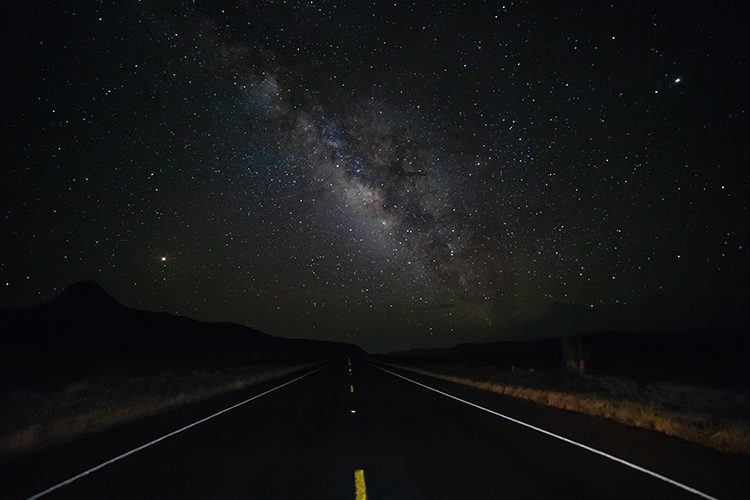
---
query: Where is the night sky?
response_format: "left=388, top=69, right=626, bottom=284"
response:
left=2, top=1, right=748, bottom=352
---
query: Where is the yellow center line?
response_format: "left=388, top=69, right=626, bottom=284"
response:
left=354, top=469, right=367, bottom=499
left=350, top=384, right=354, bottom=393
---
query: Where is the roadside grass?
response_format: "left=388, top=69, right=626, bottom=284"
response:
left=387, top=361, right=750, bottom=456
left=0, top=362, right=316, bottom=462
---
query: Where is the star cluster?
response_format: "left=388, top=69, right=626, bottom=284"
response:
left=2, top=2, right=748, bottom=351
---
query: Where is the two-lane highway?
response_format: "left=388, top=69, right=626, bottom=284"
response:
left=2, top=359, right=748, bottom=499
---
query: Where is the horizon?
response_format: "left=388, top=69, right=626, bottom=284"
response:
left=7, top=278, right=748, bottom=355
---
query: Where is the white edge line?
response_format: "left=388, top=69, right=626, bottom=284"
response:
left=374, top=365, right=718, bottom=500
left=26, top=364, right=329, bottom=500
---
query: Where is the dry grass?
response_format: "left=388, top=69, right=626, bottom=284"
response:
left=387, top=362, right=750, bottom=456
left=0, top=362, right=316, bottom=461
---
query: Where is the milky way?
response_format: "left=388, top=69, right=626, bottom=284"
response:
left=2, top=2, right=748, bottom=350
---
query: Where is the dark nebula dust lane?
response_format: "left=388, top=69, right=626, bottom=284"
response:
left=2, top=360, right=748, bottom=500
left=2, top=2, right=748, bottom=351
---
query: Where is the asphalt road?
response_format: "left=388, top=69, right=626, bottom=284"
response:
left=2, top=359, right=748, bottom=499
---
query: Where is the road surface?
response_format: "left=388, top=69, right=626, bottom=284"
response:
left=2, top=359, right=748, bottom=499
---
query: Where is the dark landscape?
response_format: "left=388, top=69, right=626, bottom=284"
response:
left=2, top=1, right=749, bottom=498
left=378, top=326, right=750, bottom=455
left=382, top=325, right=750, bottom=389
left=0, top=281, right=360, bottom=462
left=1, top=283, right=749, bottom=499
left=0, top=280, right=360, bottom=390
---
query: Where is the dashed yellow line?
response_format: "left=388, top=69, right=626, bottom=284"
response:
left=350, top=384, right=354, bottom=393
left=354, top=469, right=367, bottom=499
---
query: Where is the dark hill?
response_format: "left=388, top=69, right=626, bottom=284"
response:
left=56, top=280, right=123, bottom=311
left=0, top=282, right=364, bottom=389
left=383, top=327, right=750, bottom=390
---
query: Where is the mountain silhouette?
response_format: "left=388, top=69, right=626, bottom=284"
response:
left=384, top=326, right=750, bottom=389
left=55, top=280, right=123, bottom=311
left=0, top=281, right=364, bottom=389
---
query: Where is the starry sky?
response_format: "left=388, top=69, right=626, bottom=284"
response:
left=2, top=1, right=748, bottom=352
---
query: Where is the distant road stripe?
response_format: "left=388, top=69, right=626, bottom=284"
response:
left=26, top=364, right=330, bottom=500
left=350, top=384, right=355, bottom=393
left=354, top=469, right=367, bottom=499
left=375, top=366, right=717, bottom=500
